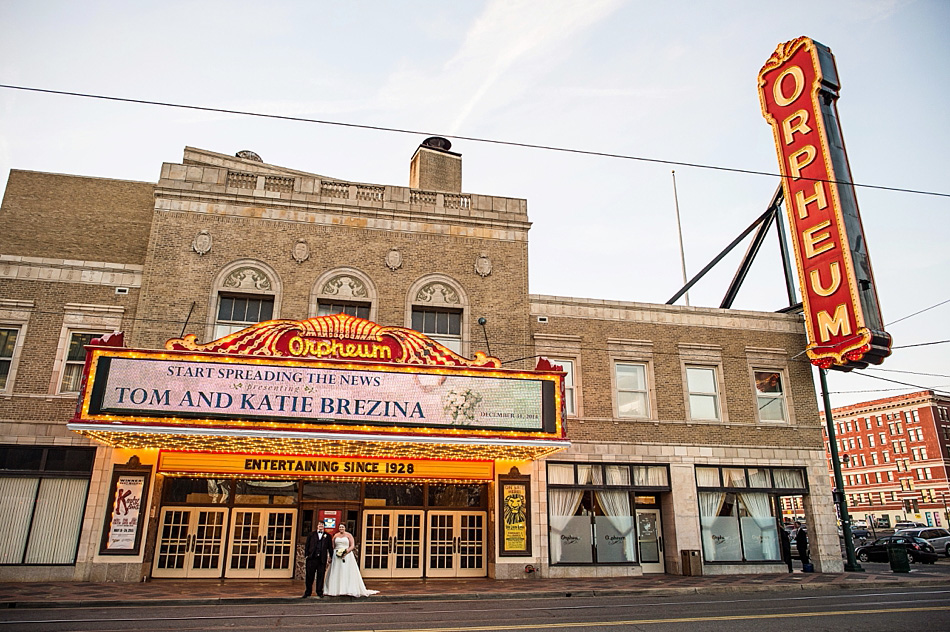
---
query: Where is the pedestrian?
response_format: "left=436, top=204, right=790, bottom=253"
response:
left=324, top=523, right=379, bottom=597
left=778, top=524, right=792, bottom=572
left=301, top=521, right=332, bottom=598
left=794, top=521, right=809, bottom=569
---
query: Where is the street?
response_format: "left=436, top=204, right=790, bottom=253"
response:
left=3, top=585, right=950, bottom=632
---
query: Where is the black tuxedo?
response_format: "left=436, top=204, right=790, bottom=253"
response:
left=303, top=530, right=332, bottom=596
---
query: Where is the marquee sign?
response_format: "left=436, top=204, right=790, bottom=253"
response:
left=758, top=37, right=891, bottom=370
left=81, top=353, right=557, bottom=434
left=157, top=451, right=495, bottom=481
left=70, top=315, right=566, bottom=445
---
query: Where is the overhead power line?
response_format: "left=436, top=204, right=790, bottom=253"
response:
left=843, top=371, right=950, bottom=397
left=2, top=83, right=949, bottom=199
left=866, top=368, right=950, bottom=379
left=892, top=340, right=950, bottom=349
left=885, top=298, right=950, bottom=327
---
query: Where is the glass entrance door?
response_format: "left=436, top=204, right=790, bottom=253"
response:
left=426, top=511, right=487, bottom=578
left=225, top=509, right=296, bottom=578
left=637, top=509, right=665, bottom=573
left=360, top=510, right=424, bottom=579
left=153, top=507, right=228, bottom=578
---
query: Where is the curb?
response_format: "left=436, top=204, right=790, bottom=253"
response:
left=4, top=578, right=950, bottom=610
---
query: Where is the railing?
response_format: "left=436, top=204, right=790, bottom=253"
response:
left=356, top=185, right=384, bottom=202
left=264, top=175, right=295, bottom=193
left=410, top=190, right=437, bottom=205
left=443, top=194, right=471, bottom=210
left=226, top=171, right=257, bottom=189
left=320, top=181, right=349, bottom=199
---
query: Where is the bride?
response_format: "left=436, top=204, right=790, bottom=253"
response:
left=324, top=523, right=379, bottom=597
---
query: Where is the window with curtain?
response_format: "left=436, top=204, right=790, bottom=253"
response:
left=753, top=370, right=787, bottom=422
left=0, top=327, right=21, bottom=392
left=547, top=462, right=670, bottom=566
left=686, top=366, right=720, bottom=421
left=615, top=363, right=650, bottom=418
left=695, top=465, right=805, bottom=564
left=59, top=332, right=103, bottom=393
left=550, top=359, right=576, bottom=416
left=0, top=445, right=95, bottom=565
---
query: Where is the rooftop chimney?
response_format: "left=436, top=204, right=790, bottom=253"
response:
left=409, top=137, right=461, bottom=192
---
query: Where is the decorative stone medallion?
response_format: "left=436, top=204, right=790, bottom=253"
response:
left=193, top=230, right=212, bottom=256
left=292, top=239, right=310, bottom=264
left=385, top=247, right=403, bottom=271
left=475, top=253, right=492, bottom=277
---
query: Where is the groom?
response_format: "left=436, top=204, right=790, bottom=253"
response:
left=302, top=521, right=332, bottom=597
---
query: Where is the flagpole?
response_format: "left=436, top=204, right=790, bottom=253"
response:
left=672, top=170, right=689, bottom=306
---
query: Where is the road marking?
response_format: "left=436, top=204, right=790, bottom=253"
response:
left=339, top=605, right=950, bottom=632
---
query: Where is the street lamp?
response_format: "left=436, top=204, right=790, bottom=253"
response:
left=819, top=369, right=863, bottom=572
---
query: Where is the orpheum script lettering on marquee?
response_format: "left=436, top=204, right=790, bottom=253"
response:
left=758, top=36, right=891, bottom=370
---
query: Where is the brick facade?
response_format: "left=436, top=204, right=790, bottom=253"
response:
left=0, top=143, right=838, bottom=582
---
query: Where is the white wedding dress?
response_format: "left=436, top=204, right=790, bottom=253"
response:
left=324, top=534, right=379, bottom=597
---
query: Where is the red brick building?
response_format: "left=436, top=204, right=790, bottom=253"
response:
left=822, top=390, right=950, bottom=528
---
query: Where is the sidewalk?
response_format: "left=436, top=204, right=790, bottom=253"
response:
left=3, top=569, right=949, bottom=609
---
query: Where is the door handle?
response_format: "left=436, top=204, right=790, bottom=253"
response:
left=257, top=535, right=262, bottom=550
left=658, top=536, right=664, bottom=553
left=454, top=537, right=459, bottom=554
left=187, top=534, right=194, bottom=553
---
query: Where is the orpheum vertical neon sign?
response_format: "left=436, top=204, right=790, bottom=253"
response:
left=758, top=37, right=891, bottom=370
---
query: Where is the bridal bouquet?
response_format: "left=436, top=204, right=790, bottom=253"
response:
left=336, top=549, right=347, bottom=563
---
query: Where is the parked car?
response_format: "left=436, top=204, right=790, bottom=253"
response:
left=893, top=521, right=927, bottom=530
left=855, top=535, right=939, bottom=564
left=843, top=526, right=871, bottom=540
left=894, top=527, right=950, bottom=556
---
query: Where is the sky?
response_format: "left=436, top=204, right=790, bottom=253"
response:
left=1, top=0, right=947, bottom=410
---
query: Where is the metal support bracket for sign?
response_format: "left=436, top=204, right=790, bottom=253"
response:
left=666, top=185, right=798, bottom=310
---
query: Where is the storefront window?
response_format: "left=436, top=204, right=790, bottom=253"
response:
left=235, top=480, right=297, bottom=505
left=428, top=483, right=485, bottom=507
left=0, top=445, right=94, bottom=565
left=547, top=462, right=670, bottom=566
left=365, top=482, right=424, bottom=506
left=301, top=481, right=360, bottom=501
left=163, top=477, right=231, bottom=504
left=632, top=466, right=668, bottom=487
left=696, top=465, right=805, bottom=564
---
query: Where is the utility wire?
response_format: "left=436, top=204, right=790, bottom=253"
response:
left=865, top=368, right=950, bottom=379
left=892, top=340, right=950, bottom=349
left=2, top=83, right=949, bottom=199
left=885, top=298, right=950, bottom=327
left=838, top=371, right=950, bottom=397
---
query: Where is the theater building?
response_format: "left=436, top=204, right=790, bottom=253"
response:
left=0, top=141, right=841, bottom=582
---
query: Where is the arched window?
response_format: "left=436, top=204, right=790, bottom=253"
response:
left=309, top=268, right=377, bottom=322
left=207, top=260, right=282, bottom=341
left=406, top=275, right=469, bottom=355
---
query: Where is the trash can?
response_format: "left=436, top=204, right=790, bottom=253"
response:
left=887, top=543, right=910, bottom=573
left=681, top=549, right=702, bottom=576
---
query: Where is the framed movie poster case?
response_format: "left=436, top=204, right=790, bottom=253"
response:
left=498, top=468, right=532, bottom=557
left=99, top=458, right=151, bottom=555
